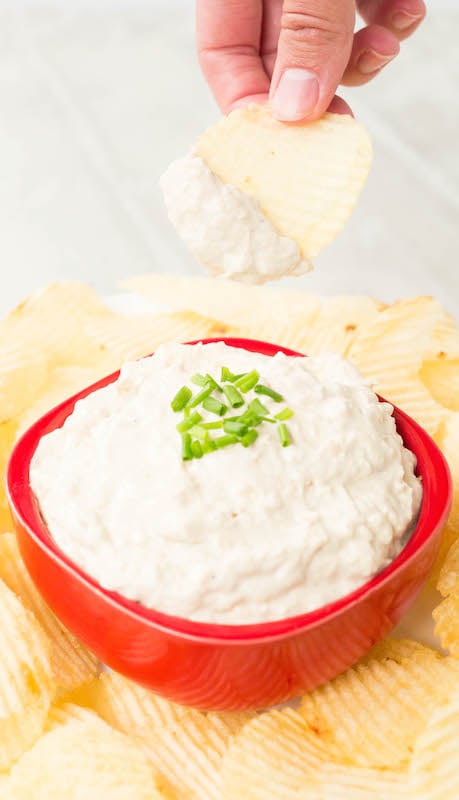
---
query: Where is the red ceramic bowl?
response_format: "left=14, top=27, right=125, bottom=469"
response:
left=7, top=338, right=452, bottom=711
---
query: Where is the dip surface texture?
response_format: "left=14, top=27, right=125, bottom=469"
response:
left=30, top=343, right=422, bottom=624
left=160, top=155, right=311, bottom=284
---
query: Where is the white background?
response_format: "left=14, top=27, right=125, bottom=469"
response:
left=0, top=0, right=458, bottom=316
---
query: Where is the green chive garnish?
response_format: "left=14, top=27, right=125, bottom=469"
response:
left=275, top=407, right=294, bottom=421
left=176, top=412, right=202, bottom=433
left=201, top=420, right=224, bottom=430
left=202, top=396, right=228, bottom=416
left=223, top=420, right=248, bottom=436
left=214, top=434, right=238, bottom=449
left=241, top=429, right=258, bottom=448
left=221, top=366, right=235, bottom=382
left=188, top=384, right=214, bottom=408
left=191, top=373, right=208, bottom=387
left=278, top=423, right=292, bottom=448
left=191, top=440, right=203, bottom=459
left=171, top=386, right=192, bottom=413
left=202, top=436, right=217, bottom=454
left=254, top=384, right=283, bottom=402
left=248, top=398, right=269, bottom=418
left=205, top=374, right=222, bottom=392
left=222, top=385, right=244, bottom=408
left=235, top=370, right=259, bottom=393
left=181, top=433, right=193, bottom=460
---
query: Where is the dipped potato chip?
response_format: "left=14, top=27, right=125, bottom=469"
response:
left=0, top=534, right=98, bottom=694
left=196, top=107, right=372, bottom=263
left=8, top=717, right=166, bottom=799
left=221, top=707, right=339, bottom=800
left=300, top=647, right=459, bottom=769
left=0, top=580, right=54, bottom=771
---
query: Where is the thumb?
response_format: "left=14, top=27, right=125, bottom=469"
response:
left=270, top=0, right=355, bottom=121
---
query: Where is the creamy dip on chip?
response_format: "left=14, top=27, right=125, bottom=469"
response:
left=31, top=342, right=422, bottom=624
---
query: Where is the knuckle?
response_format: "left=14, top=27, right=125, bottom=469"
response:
left=281, top=9, right=351, bottom=46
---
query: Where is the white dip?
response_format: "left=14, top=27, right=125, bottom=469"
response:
left=160, top=155, right=311, bottom=285
left=31, top=343, right=422, bottom=624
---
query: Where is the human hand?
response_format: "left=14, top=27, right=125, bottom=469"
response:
left=197, top=0, right=425, bottom=122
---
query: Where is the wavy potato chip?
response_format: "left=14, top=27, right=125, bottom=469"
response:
left=437, top=538, right=459, bottom=596
left=360, top=637, right=434, bottom=665
left=0, top=420, right=17, bottom=533
left=433, top=594, right=459, bottom=659
left=420, top=358, right=459, bottom=412
left=196, top=106, right=372, bottom=262
left=300, top=648, right=459, bottom=769
left=319, top=763, right=410, bottom=799
left=0, top=580, right=54, bottom=771
left=409, top=690, right=459, bottom=799
left=45, top=701, right=103, bottom=732
left=0, top=534, right=98, bottom=694
left=221, top=707, right=339, bottom=800
left=290, top=296, right=382, bottom=357
left=8, top=717, right=166, bottom=799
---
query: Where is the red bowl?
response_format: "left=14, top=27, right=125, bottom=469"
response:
left=7, top=338, right=452, bottom=711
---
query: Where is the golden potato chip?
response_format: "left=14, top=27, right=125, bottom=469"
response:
left=360, top=636, right=433, bottom=665
left=83, top=309, right=229, bottom=362
left=221, top=707, right=341, bottom=800
left=291, top=296, right=382, bottom=357
left=319, top=764, right=410, bottom=799
left=348, top=297, right=448, bottom=435
left=433, top=595, right=459, bottom=659
left=0, top=345, right=49, bottom=422
left=141, top=708, right=253, bottom=800
left=409, top=689, right=459, bottom=799
left=0, top=420, right=18, bottom=533
left=424, top=310, right=459, bottom=360
left=300, top=648, right=459, bottom=769
left=0, top=579, right=54, bottom=771
left=0, top=534, right=98, bottom=694
left=437, top=538, right=459, bottom=596
left=45, top=701, right=102, bottom=732
left=8, top=717, right=166, bottom=799
left=420, top=358, right=459, bottom=412
left=120, top=272, right=322, bottom=333
left=196, top=106, right=372, bottom=262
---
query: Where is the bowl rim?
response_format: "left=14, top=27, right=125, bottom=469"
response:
left=6, top=336, right=453, bottom=645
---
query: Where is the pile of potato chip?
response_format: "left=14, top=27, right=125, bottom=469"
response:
left=1, top=275, right=459, bottom=798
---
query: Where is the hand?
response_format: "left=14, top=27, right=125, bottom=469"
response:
left=197, top=0, right=425, bottom=122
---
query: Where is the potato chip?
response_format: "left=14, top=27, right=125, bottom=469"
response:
left=348, top=297, right=448, bottom=434
left=8, top=717, right=166, bottom=799
left=0, top=420, right=18, bottom=533
left=83, top=309, right=230, bottom=362
left=300, top=648, right=459, bottom=768
left=319, top=763, right=410, bottom=799
left=360, top=636, right=433, bottom=665
left=221, top=707, right=340, bottom=800
left=437, top=538, right=459, bottom=596
left=0, top=579, right=54, bottom=771
left=424, top=310, right=459, bottom=360
left=0, top=534, right=98, bottom=694
left=196, top=106, right=372, bottom=261
left=433, top=595, right=459, bottom=659
left=409, top=689, right=459, bottom=799
left=120, top=272, right=322, bottom=333
left=141, top=708, right=252, bottom=800
left=45, top=701, right=102, bottom=732
left=420, top=359, right=459, bottom=412
left=290, top=296, right=382, bottom=357
left=0, top=345, right=49, bottom=422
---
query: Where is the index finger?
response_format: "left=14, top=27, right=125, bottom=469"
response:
left=196, top=0, right=270, bottom=112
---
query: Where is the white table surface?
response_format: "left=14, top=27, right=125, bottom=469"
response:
left=0, top=0, right=458, bottom=319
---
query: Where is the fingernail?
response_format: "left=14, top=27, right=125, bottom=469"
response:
left=392, top=11, right=422, bottom=30
left=271, top=69, right=320, bottom=121
left=357, top=50, right=396, bottom=75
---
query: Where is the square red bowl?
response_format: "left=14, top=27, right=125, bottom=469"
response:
left=6, top=338, right=452, bottom=711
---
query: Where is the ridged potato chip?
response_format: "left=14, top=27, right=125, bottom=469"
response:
left=409, top=690, right=459, bottom=799
left=290, top=296, right=382, bottom=357
left=319, top=764, right=410, bottom=799
left=360, top=637, right=434, bottom=665
left=221, top=707, right=340, bottom=800
left=45, top=701, right=103, bottom=732
left=0, top=420, right=17, bottom=533
left=0, top=534, right=98, bottom=694
left=0, top=345, right=49, bottom=422
left=84, top=309, right=229, bottom=362
left=0, top=580, right=54, bottom=771
left=196, top=106, right=372, bottom=262
left=300, top=648, right=459, bottom=769
left=8, top=717, right=166, bottom=799
left=433, top=595, right=459, bottom=659
left=437, top=538, right=459, bottom=596
left=420, top=359, right=459, bottom=412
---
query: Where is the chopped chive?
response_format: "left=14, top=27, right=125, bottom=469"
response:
left=241, top=429, right=258, bottom=448
left=221, top=366, right=235, bottom=383
left=176, top=412, right=202, bottom=433
left=222, top=385, right=244, bottom=408
left=223, top=420, right=248, bottom=436
left=260, top=416, right=276, bottom=424
left=191, top=440, right=203, bottom=459
left=278, top=423, right=292, bottom=448
left=275, top=407, right=294, bottom=421
left=202, top=396, right=228, bottom=416
left=235, top=370, right=259, bottom=393
left=191, top=373, right=208, bottom=387
left=188, top=384, right=214, bottom=408
left=202, top=436, right=217, bottom=454
left=214, top=434, right=238, bottom=449
left=201, top=420, right=224, bottom=430
left=206, top=374, right=222, bottom=392
left=183, top=406, right=190, bottom=418
left=181, top=433, right=193, bottom=460
left=171, top=386, right=192, bottom=413
left=248, top=398, right=269, bottom=418
left=254, top=384, right=284, bottom=402
left=192, top=425, right=207, bottom=442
